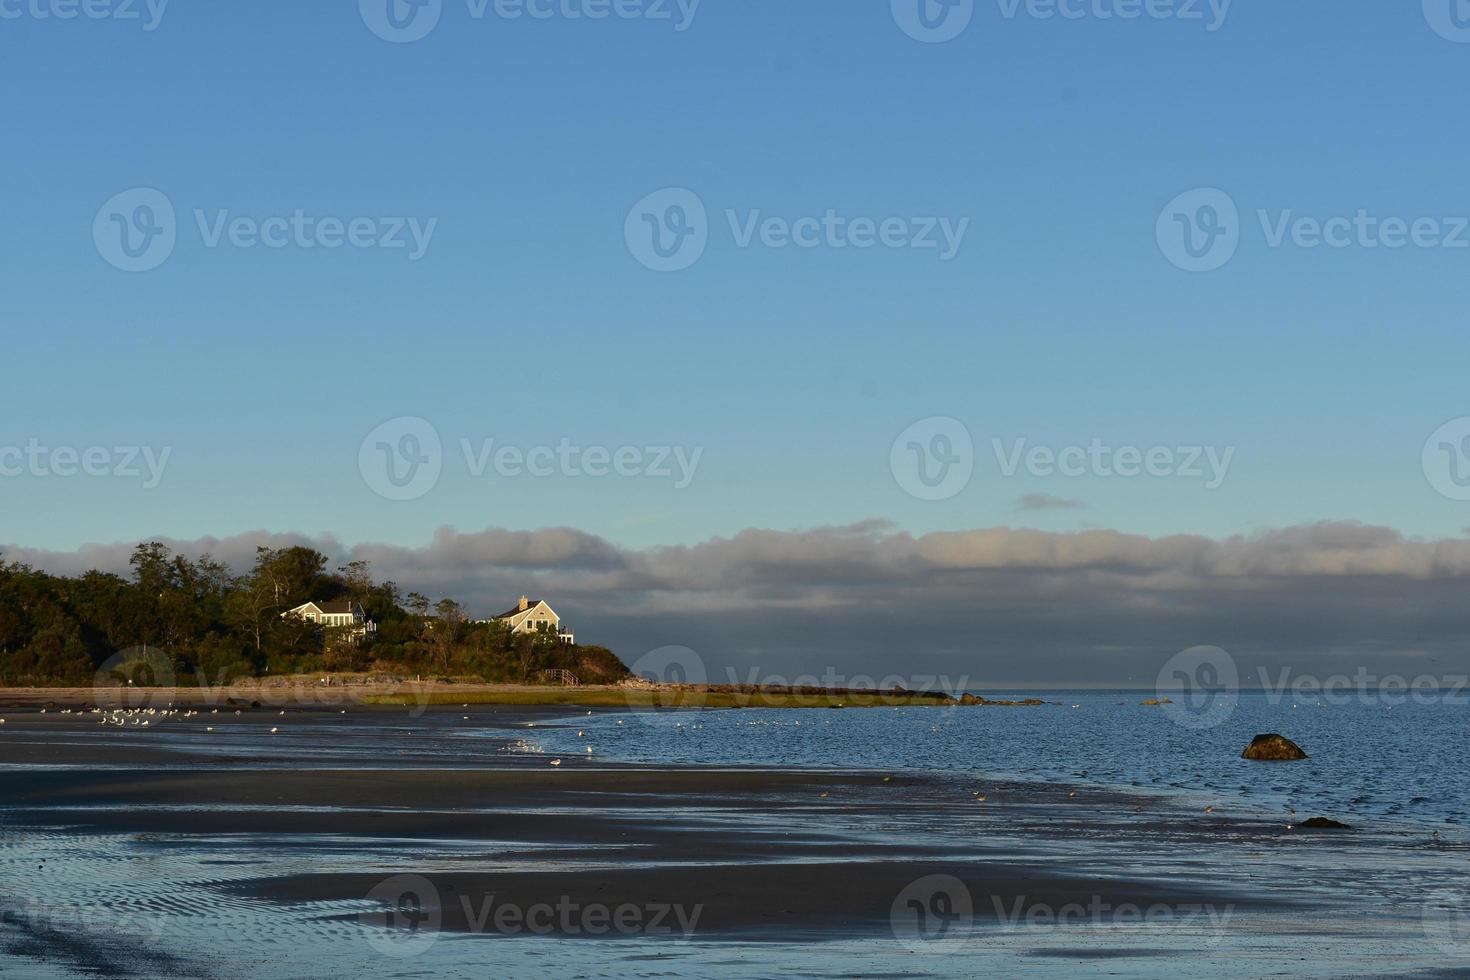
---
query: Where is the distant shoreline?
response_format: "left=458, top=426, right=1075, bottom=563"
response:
left=0, top=679, right=1050, bottom=711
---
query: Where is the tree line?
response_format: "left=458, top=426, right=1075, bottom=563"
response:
left=0, top=543, right=628, bottom=686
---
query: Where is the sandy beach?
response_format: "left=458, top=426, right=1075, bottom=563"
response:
left=2, top=700, right=1465, bottom=978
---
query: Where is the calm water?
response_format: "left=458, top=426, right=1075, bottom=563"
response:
left=523, top=692, right=1470, bottom=833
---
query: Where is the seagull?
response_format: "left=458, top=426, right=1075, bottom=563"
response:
left=550, top=759, right=562, bottom=766
left=270, top=727, right=279, bottom=734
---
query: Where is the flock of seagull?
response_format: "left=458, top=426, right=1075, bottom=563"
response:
left=28, top=703, right=301, bottom=734
left=20, top=704, right=601, bottom=753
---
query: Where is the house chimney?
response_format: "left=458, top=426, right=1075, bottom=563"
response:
left=519, top=595, right=529, bottom=612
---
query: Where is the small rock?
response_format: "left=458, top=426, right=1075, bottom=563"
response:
left=1297, top=817, right=1351, bottom=830
left=1241, top=733, right=1308, bottom=761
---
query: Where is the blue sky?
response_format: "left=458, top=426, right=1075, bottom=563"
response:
left=5, top=0, right=1470, bottom=554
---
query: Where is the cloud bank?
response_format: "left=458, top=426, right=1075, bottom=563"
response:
left=6, top=521, right=1470, bottom=687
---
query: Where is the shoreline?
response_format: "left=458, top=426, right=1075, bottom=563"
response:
left=0, top=681, right=1047, bottom=711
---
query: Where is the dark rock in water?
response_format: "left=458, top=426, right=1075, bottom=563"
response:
left=1241, top=733, right=1308, bottom=761
left=226, top=697, right=261, bottom=710
left=1297, top=817, right=1351, bottom=830
left=960, top=693, right=1046, bottom=707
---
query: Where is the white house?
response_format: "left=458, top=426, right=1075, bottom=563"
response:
left=283, top=599, right=377, bottom=640
left=484, top=596, right=574, bottom=644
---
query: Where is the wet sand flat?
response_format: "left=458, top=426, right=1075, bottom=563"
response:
left=1, top=704, right=1465, bottom=978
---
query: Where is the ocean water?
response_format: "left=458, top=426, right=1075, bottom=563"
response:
left=522, top=692, right=1470, bottom=832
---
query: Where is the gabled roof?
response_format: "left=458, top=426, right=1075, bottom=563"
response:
left=291, top=599, right=360, bottom=615
left=493, top=599, right=544, bottom=620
